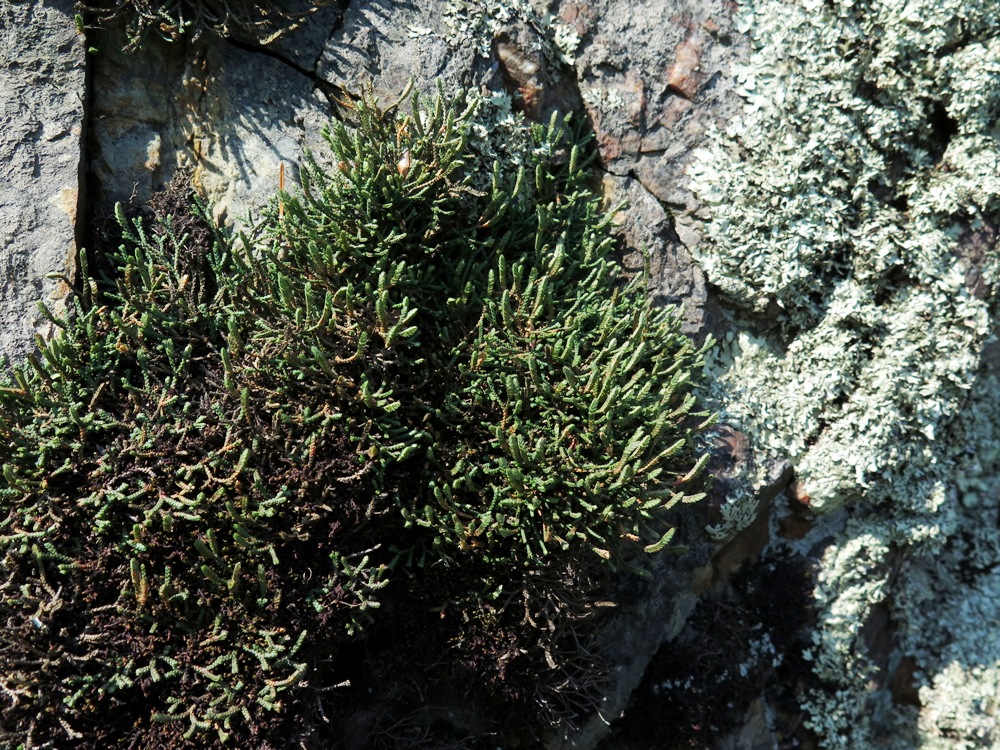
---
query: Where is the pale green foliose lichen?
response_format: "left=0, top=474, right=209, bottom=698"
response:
left=688, top=0, right=1000, bottom=746
left=705, top=454, right=773, bottom=541
left=582, top=86, right=626, bottom=114
left=436, top=0, right=579, bottom=189
left=891, top=372, right=1000, bottom=750
left=443, top=0, right=579, bottom=64
left=462, top=89, right=557, bottom=188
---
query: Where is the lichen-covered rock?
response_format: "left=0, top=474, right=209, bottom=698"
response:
left=12, top=0, right=1000, bottom=747
left=0, top=0, right=84, bottom=364
left=681, top=0, right=1000, bottom=747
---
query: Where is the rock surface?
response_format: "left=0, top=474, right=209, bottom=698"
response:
left=0, top=0, right=84, bottom=364
left=87, top=0, right=479, bottom=223
left=7, top=0, right=1000, bottom=749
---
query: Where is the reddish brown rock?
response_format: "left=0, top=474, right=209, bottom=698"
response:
left=667, top=28, right=705, bottom=100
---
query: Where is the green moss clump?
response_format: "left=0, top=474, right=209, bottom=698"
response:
left=0, top=91, right=710, bottom=747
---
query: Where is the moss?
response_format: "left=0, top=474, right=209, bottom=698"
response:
left=0, top=91, right=710, bottom=748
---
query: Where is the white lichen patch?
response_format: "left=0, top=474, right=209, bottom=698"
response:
left=463, top=89, right=554, bottom=183
left=439, top=0, right=579, bottom=186
left=582, top=86, right=626, bottom=114
left=888, top=370, right=1000, bottom=750
left=443, top=0, right=579, bottom=66
left=688, top=0, right=1000, bottom=746
left=915, top=574, right=1000, bottom=749
left=705, top=445, right=774, bottom=540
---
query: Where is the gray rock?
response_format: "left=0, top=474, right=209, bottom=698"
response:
left=0, top=0, right=85, bottom=364
left=566, top=0, right=750, bottom=254
left=602, top=171, right=722, bottom=342
left=88, top=0, right=476, bottom=225
left=88, top=26, right=319, bottom=223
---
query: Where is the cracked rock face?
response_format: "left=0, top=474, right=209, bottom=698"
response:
left=87, top=0, right=479, bottom=224
left=85, top=0, right=750, bottom=280
left=11, top=0, right=1000, bottom=749
left=0, top=0, right=84, bottom=364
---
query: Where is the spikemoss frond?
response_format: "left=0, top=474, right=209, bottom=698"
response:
left=0, top=89, right=711, bottom=747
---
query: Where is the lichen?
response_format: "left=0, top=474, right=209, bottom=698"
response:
left=583, top=86, right=626, bottom=114
left=443, top=0, right=579, bottom=64
left=893, top=370, right=1000, bottom=749
left=688, top=0, right=1000, bottom=746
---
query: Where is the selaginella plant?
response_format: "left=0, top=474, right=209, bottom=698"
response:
left=77, top=0, right=331, bottom=48
left=0, top=90, right=711, bottom=748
